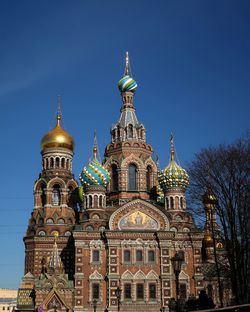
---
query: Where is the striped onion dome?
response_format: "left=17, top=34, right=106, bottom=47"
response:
left=159, top=136, right=189, bottom=191
left=80, top=136, right=110, bottom=187
left=118, top=74, right=137, bottom=92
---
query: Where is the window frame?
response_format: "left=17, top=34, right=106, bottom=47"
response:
left=124, top=283, right=132, bottom=300
left=136, top=283, right=144, bottom=300
left=124, top=250, right=131, bottom=263
left=149, top=283, right=157, bottom=300
left=92, top=250, right=100, bottom=263
left=148, top=250, right=155, bottom=263
left=92, top=283, right=100, bottom=300
left=136, top=249, right=143, bottom=263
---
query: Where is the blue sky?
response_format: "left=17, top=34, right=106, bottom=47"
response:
left=0, top=0, right=249, bottom=288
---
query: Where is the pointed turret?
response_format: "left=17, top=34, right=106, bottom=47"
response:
left=48, top=233, right=64, bottom=275
left=111, top=52, right=145, bottom=143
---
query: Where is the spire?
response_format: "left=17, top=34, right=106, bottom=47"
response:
left=118, top=51, right=137, bottom=93
left=93, top=130, right=97, bottom=160
left=170, top=133, right=175, bottom=161
left=48, top=233, right=63, bottom=274
left=124, top=51, right=130, bottom=76
left=57, top=95, right=61, bottom=126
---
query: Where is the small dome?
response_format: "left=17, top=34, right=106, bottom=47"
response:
left=80, top=158, right=110, bottom=187
left=203, top=233, right=214, bottom=248
left=118, top=75, right=138, bottom=93
left=158, top=135, right=189, bottom=191
left=203, top=189, right=217, bottom=205
left=80, top=135, right=110, bottom=188
left=41, top=116, right=74, bottom=151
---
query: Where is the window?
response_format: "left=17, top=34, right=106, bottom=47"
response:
left=128, top=164, right=137, bottom=191
left=94, top=195, right=98, bottom=207
left=146, top=166, right=152, bottom=191
left=136, top=284, right=144, bottom=299
left=111, top=165, right=119, bottom=191
left=136, top=250, right=143, bottom=262
left=92, top=283, right=100, bottom=299
left=89, top=195, right=92, bottom=208
left=124, top=283, right=132, bottom=299
left=92, top=250, right=100, bottom=262
left=180, top=283, right=187, bottom=300
left=52, top=185, right=60, bottom=206
left=180, top=197, right=183, bottom=209
left=148, top=250, right=155, bottom=263
left=170, top=197, right=174, bottom=209
left=128, top=124, right=133, bottom=138
left=124, top=250, right=131, bottom=262
left=149, top=283, right=156, bottom=299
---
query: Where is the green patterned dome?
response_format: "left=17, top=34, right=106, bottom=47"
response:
left=80, top=158, right=110, bottom=187
left=159, top=136, right=189, bottom=191
left=118, top=75, right=138, bottom=92
left=80, top=135, right=110, bottom=188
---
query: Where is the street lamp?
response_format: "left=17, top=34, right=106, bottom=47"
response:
left=171, top=252, right=184, bottom=312
left=115, top=286, right=122, bottom=312
left=93, top=299, right=97, bottom=312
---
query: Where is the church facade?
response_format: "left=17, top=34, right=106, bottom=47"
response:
left=16, top=53, right=220, bottom=312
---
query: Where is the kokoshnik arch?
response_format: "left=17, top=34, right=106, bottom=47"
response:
left=16, top=52, right=228, bottom=312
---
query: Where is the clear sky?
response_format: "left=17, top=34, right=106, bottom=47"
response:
left=0, top=0, right=249, bottom=288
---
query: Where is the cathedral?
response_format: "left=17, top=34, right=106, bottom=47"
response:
left=16, top=53, right=223, bottom=312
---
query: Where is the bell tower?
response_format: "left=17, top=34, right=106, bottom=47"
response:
left=104, top=52, right=158, bottom=205
left=24, top=96, right=79, bottom=279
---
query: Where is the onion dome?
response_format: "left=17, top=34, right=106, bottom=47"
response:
left=159, top=135, right=189, bottom=191
left=203, top=188, right=217, bottom=206
left=117, top=51, right=138, bottom=93
left=41, top=96, right=74, bottom=151
left=80, top=133, right=110, bottom=187
left=118, top=75, right=137, bottom=92
left=203, top=233, right=214, bottom=248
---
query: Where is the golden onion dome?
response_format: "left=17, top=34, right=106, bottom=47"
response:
left=203, top=233, right=214, bottom=248
left=203, top=189, right=217, bottom=206
left=41, top=115, right=74, bottom=152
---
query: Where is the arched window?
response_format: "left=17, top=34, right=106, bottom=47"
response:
left=94, top=195, right=98, bottom=207
left=52, top=185, right=60, bottom=206
left=46, top=158, right=49, bottom=169
left=41, top=184, right=46, bottom=206
left=170, top=197, right=174, bottom=209
left=61, top=158, right=65, bottom=168
left=128, top=164, right=137, bottom=191
left=89, top=195, right=92, bottom=208
left=128, top=124, right=133, bottom=138
left=55, top=157, right=60, bottom=168
left=146, top=165, right=152, bottom=191
left=99, top=195, right=103, bottom=207
left=50, top=158, right=54, bottom=168
left=66, top=159, right=69, bottom=170
left=180, top=197, right=184, bottom=209
left=111, top=165, right=118, bottom=192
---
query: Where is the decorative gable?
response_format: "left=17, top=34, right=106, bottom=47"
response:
left=109, top=199, right=169, bottom=230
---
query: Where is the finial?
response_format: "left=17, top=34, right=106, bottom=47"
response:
left=124, top=51, right=129, bottom=76
left=54, top=231, right=59, bottom=242
left=170, top=133, right=175, bottom=161
left=57, top=95, right=61, bottom=126
left=93, top=130, right=97, bottom=159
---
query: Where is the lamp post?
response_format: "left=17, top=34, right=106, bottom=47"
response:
left=171, top=252, right=184, bottom=312
left=115, top=286, right=122, bottom=312
left=93, top=299, right=97, bottom=312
